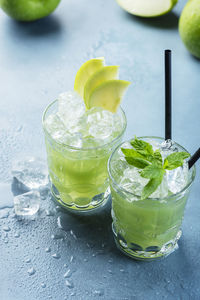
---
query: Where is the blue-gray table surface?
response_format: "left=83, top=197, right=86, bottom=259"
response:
left=0, top=0, right=200, bottom=299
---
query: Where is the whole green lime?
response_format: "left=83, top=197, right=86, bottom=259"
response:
left=0, top=0, right=61, bottom=22
left=179, top=0, right=200, bottom=59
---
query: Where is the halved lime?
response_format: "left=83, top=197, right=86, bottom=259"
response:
left=88, top=80, right=131, bottom=113
left=116, top=0, right=178, bottom=17
left=84, top=66, right=119, bottom=108
left=74, top=58, right=105, bottom=98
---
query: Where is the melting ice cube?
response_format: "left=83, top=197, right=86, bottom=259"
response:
left=12, top=157, right=49, bottom=189
left=14, top=191, right=40, bottom=216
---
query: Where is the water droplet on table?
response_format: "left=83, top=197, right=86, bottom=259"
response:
left=46, top=210, right=55, bottom=217
left=64, top=269, right=72, bottom=278
left=65, top=280, right=74, bottom=289
left=45, top=247, right=51, bottom=253
left=41, top=282, right=46, bottom=288
left=51, top=234, right=64, bottom=240
left=70, top=292, right=76, bottom=297
left=28, top=267, right=36, bottom=276
left=3, top=226, right=11, bottom=232
left=57, top=216, right=63, bottom=229
left=93, top=289, right=104, bottom=296
left=14, top=232, right=20, bottom=238
left=16, top=125, right=23, bottom=132
left=55, top=206, right=62, bottom=212
left=70, top=230, right=77, bottom=240
left=25, top=258, right=31, bottom=263
left=52, top=253, right=61, bottom=259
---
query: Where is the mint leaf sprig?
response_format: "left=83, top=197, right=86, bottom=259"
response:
left=121, top=137, right=190, bottom=200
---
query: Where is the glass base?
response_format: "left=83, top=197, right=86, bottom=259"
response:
left=112, top=223, right=181, bottom=261
left=51, top=183, right=110, bottom=213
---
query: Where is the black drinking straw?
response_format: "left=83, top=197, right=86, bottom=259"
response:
left=165, top=49, right=172, bottom=140
left=164, top=50, right=200, bottom=169
left=188, top=148, right=200, bottom=169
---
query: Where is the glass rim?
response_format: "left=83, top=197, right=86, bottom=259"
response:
left=108, top=136, right=196, bottom=201
left=42, top=99, right=127, bottom=151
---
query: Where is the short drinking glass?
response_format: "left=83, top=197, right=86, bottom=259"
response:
left=108, top=137, right=196, bottom=260
left=43, top=100, right=127, bottom=212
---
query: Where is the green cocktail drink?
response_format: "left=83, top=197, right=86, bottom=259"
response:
left=43, top=97, right=126, bottom=211
left=108, top=137, right=195, bottom=260
left=42, top=58, right=130, bottom=212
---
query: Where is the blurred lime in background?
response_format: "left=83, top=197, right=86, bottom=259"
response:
left=0, top=0, right=61, bottom=21
left=179, top=0, right=200, bottom=59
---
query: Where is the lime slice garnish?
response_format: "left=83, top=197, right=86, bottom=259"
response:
left=84, top=66, right=119, bottom=108
left=116, top=0, right=178, bottom=17
left=74, top=58, right=105, bottom=98
left=88, top=80, right=130, bottom=113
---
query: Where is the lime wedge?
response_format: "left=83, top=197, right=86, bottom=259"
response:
left=84, top=66, right=119, bottom=108
left=74, top=58, right=105, bottom=98
left=88, top=80, right=130, bottom=113
left=116, top=0, right=178, bottom=17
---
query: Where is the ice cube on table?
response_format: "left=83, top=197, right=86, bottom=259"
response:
left=57, top=91, right=85, bottom=132
left=12, top=157, right=49, bottom=189
left=14, top=191, right=40, bottom=216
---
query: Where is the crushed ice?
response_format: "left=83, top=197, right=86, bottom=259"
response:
left=44, top=91, right=123, bottom=148
left=114, top=139, right=190, bottom=199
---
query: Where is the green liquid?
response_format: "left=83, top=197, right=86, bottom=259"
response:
left=45, top=137, right=114, bottom=209
left=111, top=185, right=189, bottom=256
